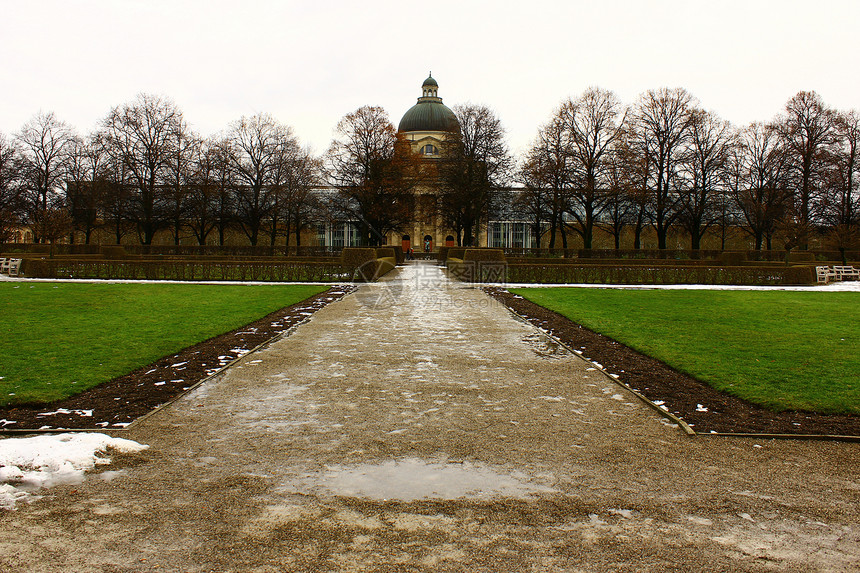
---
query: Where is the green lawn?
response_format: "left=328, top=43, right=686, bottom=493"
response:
left=511, top=288, right=860, bottom=414
left=0, top=282, right=327, bottom=406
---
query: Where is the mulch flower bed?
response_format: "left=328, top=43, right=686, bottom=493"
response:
left=0, top=286, right=354, bottom=432
left=484, top=287, right=860, bottom=437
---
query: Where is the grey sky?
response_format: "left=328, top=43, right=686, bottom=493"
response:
left=2, top=0, right=858, bottom=155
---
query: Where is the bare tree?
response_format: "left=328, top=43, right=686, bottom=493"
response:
left=516, top=151, right=555, bottom=249
left=562, top=88, right=628, bottom=249
left=598, top=155, right=636, bottom=250
left=775, top=91, right=835, bottom=239
left=438, top=104, right=512, bottom=246
left=727, top=123, right=791, bottom=250
left=326, top=106, right=423, bottom=246
left=66, top=133, right=112, bottom=244
left=187, top=137, right=235, bottom=246
left=227, top=113, right=299, bottom=246
left=16, top=111, right=77, bottom=243
left=521, top=112, right=574, bottom=248
left=822, top=109, right=860, bottom=261
left=631, top=88, right=696, bottom=249
left=101, top=94, right=184, bottom=244
left=677, top=109, right=734, bottom=250
left=0, top=133, right=24, bottom=244
left=165, top=118, right=199, bottom=245
left=615, top=128, right=653, bottom=249
left=281, top=148, right=321, bottom=250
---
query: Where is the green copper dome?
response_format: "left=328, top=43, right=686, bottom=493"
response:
left=398, top=75, right=458, bottom=133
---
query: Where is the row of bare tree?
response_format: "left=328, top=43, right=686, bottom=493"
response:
left=0, top=89, right=857, bottom=251
left=0, top=96, right=321, bottom=247
left=516, top=88, right=859, bottom=252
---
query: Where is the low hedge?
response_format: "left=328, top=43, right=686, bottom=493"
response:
left=464, top=248, right=506, bottom=263
left=504, top=264, right=816, bottom=286
left=447, top=259, right=508, bottom=283
left=376, top=247, right=396, bottom=260
left=24, top=259, right=348, bottom=282
left=446, top=248, right=466, bottom=262
left=100, top=245, right=127, bottom=259
left=341, top=247, right=377, bottom=271
left=351, top=257, right=397, bottom=282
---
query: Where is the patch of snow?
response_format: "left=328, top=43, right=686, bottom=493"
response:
left=37, top=409, right=93, bottom=418
left=0, top=433, right=148, bottom=509
left=696, top=404, right=709, bottom=412
left=609, top=508, right=634, bottom=518
left=170, top=361, right=187, bottom=368
left=535, top=396, right=565, bottom=402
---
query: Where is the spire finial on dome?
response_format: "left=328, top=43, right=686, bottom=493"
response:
left=421, top=73, right=439, bottom=98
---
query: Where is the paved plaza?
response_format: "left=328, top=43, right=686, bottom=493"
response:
left=1, top=262, right=857, bottom=571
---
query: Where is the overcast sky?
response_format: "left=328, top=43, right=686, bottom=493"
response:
left=2, top=0, right=858, bottom=156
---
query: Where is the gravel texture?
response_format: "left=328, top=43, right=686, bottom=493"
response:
left=1, top=262, right=857, bottom=572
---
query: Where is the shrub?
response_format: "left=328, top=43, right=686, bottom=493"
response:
left=437, top=246, right=450, bottom=262
left=390, top=245, right=405, bottom=265
left=376, top=247, right=396, bottom=260
left=718, top=251, right=748, bottom=266
left=464, top=248, right=506, bottom=263
left=100, top=245, right=127, bottom=260
left=446, top=248, right=466, bottom=262
left=787, top=251, right=816, bottom=263
left=341, top=247, right=377, bottom=271
left=23, top=259, right=348, bottom=282
left=504, top=263, right=818, bottom=286
left=353, top=257, right=396, bottom=282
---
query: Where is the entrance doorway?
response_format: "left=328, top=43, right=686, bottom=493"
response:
left=401, top=234, right=411, bottom=252
left=445, top=235, right=455, bottom=247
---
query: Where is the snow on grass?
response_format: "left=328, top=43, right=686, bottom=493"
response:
left=0, top=433, right=148, bottom=509
left=494, top=282, right=860, bottom=292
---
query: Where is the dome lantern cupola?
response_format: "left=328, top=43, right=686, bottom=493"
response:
left=398, top=74, right=458, bottom=134
left=422, top=73, right=439, bottom=98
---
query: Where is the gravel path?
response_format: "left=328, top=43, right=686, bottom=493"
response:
left=1, top=261, right=857, bottom=572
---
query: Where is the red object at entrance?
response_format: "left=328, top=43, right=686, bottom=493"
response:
left=401, top=234, right=411, bottom=252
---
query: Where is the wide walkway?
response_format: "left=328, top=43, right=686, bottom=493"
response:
left=1, top=262, right=858, bottom=572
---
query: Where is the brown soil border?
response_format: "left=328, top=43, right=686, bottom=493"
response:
left=0, top=286, right=354, bottom=433
left=484, top=287, right=860, bottom=437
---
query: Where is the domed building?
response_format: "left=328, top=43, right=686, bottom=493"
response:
left=316, top=74, right=528, bottom=252
left=398, top=74, right=459, bottom=158
left=396, top=75, right=460, bottom=252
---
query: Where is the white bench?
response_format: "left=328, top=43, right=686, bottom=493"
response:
left=0, top=257, right=22, bottom=277
left=816, top=266, right=837, bottom=283
left=832, top=266, right=859, bottom=281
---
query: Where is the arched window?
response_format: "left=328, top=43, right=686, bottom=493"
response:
left=419, top=144, right=438, bottom=155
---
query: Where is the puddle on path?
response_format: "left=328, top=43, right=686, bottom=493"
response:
left=522, top=332, right=570, bottom=358
left=285, top=458, right=555, bottom=501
